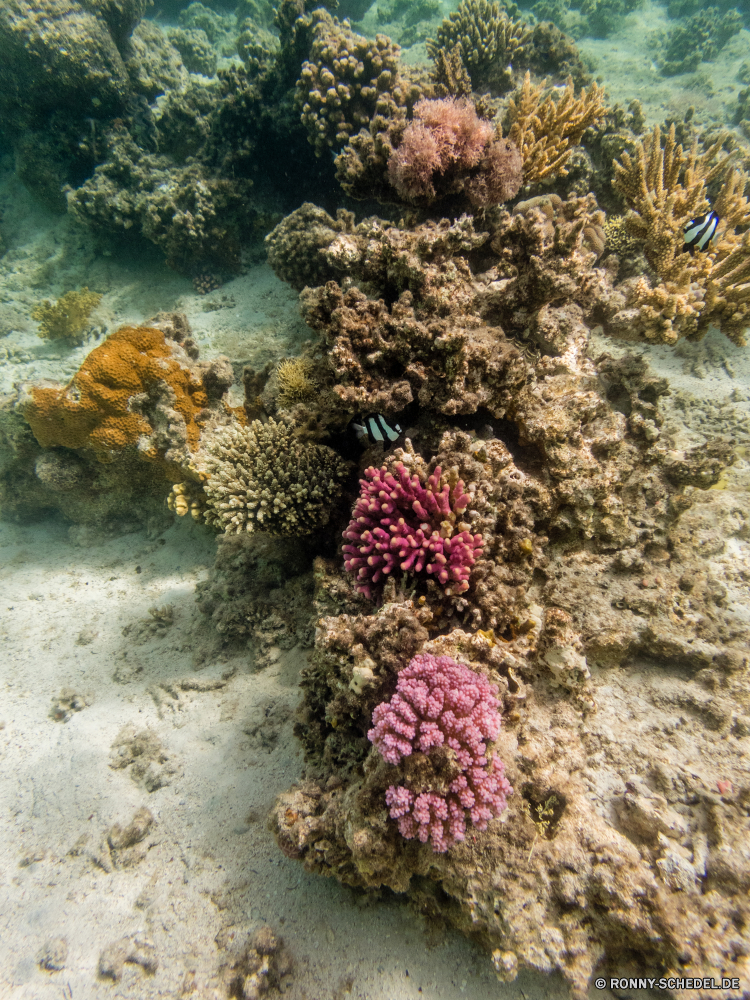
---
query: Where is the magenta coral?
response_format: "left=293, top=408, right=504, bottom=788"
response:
left=341, top=462, right=483, bottom=600
left=369, top=653, right=512, bottom=852
left=387, top=97, right=522, bottom=207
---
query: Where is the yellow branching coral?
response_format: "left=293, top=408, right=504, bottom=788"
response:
left=31, top=287, right=102, bottom=342
left=276, top=357, right=319, bottom=406
left=612, top=124, right=750, bottom=345
left=507, top=72, right=608, bottom=184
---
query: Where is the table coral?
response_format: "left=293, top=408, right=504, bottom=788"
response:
left=369, top=652, right=511, bottom=852
left=342, top=461, right=483, bottom=600
left=20, top=325, right=211, bottom=462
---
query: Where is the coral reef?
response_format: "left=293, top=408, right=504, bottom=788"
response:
left=610, top=124, right=750, bottom=345
left=166, top=26, right=218, bottom=77
left=426, top=0, right=532, bottom=96
left=387, top=97, right=523, bottom=207
left=342, top=461, right=483, bottom=599
left=31, top=288, right=102, bottom=343
left=275, top=357, right=319, bottom=406
left=186, top=417, right=350, bottom=536
left=265, top=203, right=355, bottom=291
left=369, top=652, right=511, bottom=852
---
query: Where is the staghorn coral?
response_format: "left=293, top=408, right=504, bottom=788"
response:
left=342, top=461, right=484, bottom=600
left=426, top=0, right=532, bottom=96
left=657, top=6, right=743, bottom=76
left=506, top=71, right=608, bottom=185
left=387, top=96, right=523, bottom=207
left=31, top=288, right=102, bottom=343
left=610, top=124, right=750, bottom=345
left=191, top=416, right=350, bottom=536
left=369, top=652, right=511, bottom=852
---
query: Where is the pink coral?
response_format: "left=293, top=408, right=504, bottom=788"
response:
left=341, top=462, right=483, bottom=600
left=387, top=97, right=522, bottom=206
left=369, top=653, right=512, bottom=852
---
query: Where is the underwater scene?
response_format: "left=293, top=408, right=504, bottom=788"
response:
left=1, top=0, right=749, bottom=997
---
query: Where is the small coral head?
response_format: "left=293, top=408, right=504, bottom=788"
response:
left=369, top=652, right=511, bottom=852
left=341, top=462, right=483, bottom=601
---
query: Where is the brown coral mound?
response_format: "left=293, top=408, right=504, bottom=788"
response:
left=387, top=97, right=523, bottom=207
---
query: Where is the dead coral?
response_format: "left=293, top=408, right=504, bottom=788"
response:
left=610, top=124, right=750, bottom=345
left=265, top=203, right=356, bottom=291
left=216, top=926, right=293, bottom=1000
left=506, top=72, right=608, bottom=184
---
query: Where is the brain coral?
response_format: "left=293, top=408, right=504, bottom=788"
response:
left=20, top=325, right=209, bottom=462
left=195, top=417, right=351, bottom=536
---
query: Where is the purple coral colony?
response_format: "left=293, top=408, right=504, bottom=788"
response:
left=2, top=0, right=750, bottom=993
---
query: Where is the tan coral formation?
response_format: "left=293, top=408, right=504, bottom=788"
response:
left=611, top=124, right=750, bottom=345
left=188, top=417, right=350, bottom=536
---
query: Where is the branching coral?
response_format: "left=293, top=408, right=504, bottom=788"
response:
left=369, top=652, right=511, bottom=852
left=31, top=288, right=102, bottom=343
left=611, top=124, right=750, bottom=344
left=506, top=72, right=607, bottom=184
left=426, top=0, right=532, bottom=96
left=193, top=417, right=350, bottom=536
left=387, top=96, right=523, bottom=207
left=275, top=357, right=319, bottom=406
left=342, top=461, right=484, bottom=599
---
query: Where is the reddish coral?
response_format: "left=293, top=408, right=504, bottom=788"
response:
left=387, top=97, right=522, bottom=206
left=342, top=462, right=483, bottom=600
left=369, top=652, right=511, bottom=852
left=22, top=326, right=208, bottom=461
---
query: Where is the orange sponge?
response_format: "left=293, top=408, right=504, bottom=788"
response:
left=23, top=326, right=208, bottom=461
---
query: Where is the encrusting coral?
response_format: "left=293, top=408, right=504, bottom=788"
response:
left=31, top=288, right=102, bottom=343
left=610, top=123, right=750, bottom=345
left=19, top=324, right=216, bottom=463
left=185, top=417, right=350, bottom=536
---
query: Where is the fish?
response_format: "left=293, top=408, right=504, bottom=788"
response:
left=683, top=210, right=719, bottom=253
left=352, top=414, right=403, bottom=446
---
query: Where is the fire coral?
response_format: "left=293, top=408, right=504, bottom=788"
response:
left=387, top=97, right=523, bottom=207
left=342, top=461, right=484, bottom=600
left=368, top=652, right=512, bottom=852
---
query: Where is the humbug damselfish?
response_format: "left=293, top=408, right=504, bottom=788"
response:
left=352, top=414, right=403, bottom=446
left=683, top=210, right=719, bottom=253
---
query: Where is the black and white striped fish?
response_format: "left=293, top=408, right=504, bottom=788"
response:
left=683, top=210, right=719, bottom=253
left=352, top=414, right=403, bottom=447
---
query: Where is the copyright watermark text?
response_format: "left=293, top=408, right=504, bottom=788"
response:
left=594, top=978, right=742, bottom=991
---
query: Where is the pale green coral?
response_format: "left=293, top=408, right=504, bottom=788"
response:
left=31, top=288, right=102, bottom=342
